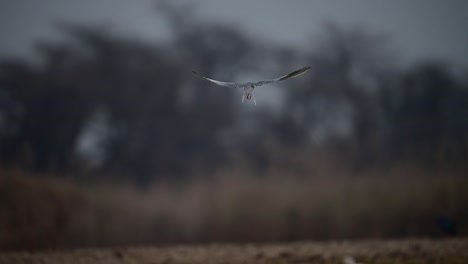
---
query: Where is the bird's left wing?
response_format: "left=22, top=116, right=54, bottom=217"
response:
left=252, top=66, right=310, bottom=86
left=192, top=71, right=238, bottom=88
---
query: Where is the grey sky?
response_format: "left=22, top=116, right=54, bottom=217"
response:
left=1, top=0, right=468, bottom=65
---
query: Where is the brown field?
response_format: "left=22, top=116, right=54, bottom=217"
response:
left=1, top=167, right=468, bottom=252
left=1, top=238, right=467, bottom=264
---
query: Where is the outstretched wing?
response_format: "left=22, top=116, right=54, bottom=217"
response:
left=192, top=71, right=237, bottom=88
left=252, top=66, right=310, bottom=87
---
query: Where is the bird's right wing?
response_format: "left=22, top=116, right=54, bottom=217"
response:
left=252, top=66, right=311, bottom=86
left=192, top=71, right=238, bottom=88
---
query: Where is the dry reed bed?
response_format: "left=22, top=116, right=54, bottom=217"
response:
left=1, top=167, right=467, bottom=251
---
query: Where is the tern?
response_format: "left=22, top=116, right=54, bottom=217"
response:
left=192, top=66, right=310, bottom=105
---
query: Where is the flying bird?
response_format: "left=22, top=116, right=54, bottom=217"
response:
left=192, top=66, right=310, bottom=105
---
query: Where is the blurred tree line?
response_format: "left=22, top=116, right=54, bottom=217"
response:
left=1, top=3, right=467, bottom=184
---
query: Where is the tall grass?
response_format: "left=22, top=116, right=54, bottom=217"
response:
left=0, top=165, right=467, bottom=251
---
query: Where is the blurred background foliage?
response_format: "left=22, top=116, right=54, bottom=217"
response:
left=0, top=1, right=467, bottom=251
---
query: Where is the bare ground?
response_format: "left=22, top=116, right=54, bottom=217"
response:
left=1, top=238, right=467, bottom=264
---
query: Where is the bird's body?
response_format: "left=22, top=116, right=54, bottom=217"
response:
left=192, top=66, right=310, bottom=105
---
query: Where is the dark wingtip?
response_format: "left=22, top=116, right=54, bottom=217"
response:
left=192, top=70, right=205, bottom=80
left=279, top=66, right=311, bottom=80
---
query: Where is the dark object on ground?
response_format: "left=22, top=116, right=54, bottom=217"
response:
left=437, top=216, right=458, bottom=236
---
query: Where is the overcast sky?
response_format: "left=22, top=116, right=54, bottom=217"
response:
left=1, top=0, right=468, bottom=65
